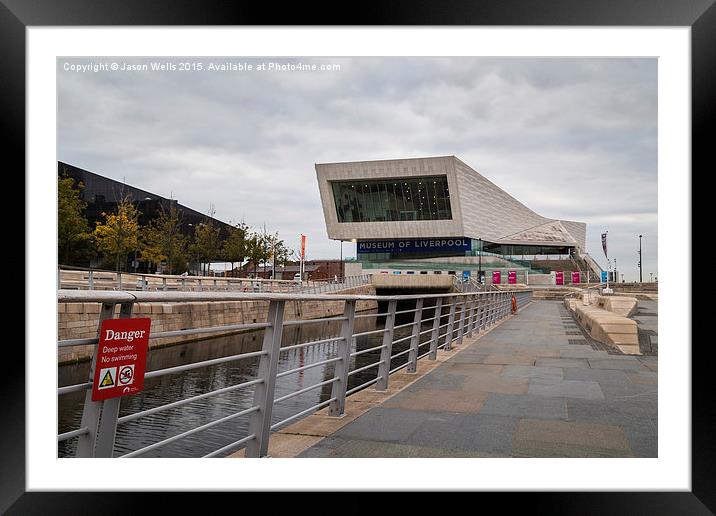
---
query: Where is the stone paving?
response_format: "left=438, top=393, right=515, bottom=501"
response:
left=298, top=300, right=658, bottom=458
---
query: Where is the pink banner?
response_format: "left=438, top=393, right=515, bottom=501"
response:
left=508, top=271, right=517, bottom=284
left=555, top=271, right=564, bottom=286
left=571, top=271, right=581, bottom=284
left=492, top=271, right=501, bottom=284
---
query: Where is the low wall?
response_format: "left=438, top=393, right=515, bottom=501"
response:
left=370, top=274, right=454, bottom=290
left=564, top=298, right=640, bottom=355
left=595, top=295, right=638, bottom=318
left=58, top=285, right=377, bottom=364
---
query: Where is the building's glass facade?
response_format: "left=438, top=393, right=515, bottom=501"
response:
left=331, top=175, right=452, bottom=223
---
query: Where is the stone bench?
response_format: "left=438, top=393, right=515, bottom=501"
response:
left=595, top=294, right=638, bottom=317
left=571, top=302, right=640, bottom=355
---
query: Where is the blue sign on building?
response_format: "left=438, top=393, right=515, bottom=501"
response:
left=357, top=237, right=472, bottom=254
left=601, top=271, right=608, bottom=282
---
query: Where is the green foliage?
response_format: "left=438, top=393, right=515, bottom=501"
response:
left=189, top=207, right=222, bottom=275
left=222, top=222, right=249, bottom=275
left=58, top=173, right=92, bottom=264
left=92, top=197, right=141, bottom=272
left=148, top=203, right=187, bottom=274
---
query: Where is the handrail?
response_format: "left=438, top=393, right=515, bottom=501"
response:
left=57, top=287, right=533, bottom=459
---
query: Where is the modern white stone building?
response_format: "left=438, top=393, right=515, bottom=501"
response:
left=315, top=156, right=600, bottom=279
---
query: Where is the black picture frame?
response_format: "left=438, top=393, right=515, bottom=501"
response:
left=5, top=0, right=707, bottom=512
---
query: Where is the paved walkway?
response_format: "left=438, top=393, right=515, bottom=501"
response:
left=299, top=300, right=658, bottom=458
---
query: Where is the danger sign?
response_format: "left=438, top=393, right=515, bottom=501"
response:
left=91, top=318, right=151, bottom=401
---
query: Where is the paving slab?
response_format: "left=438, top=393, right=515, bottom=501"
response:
left=483, top=354, right=536, bottom=366
left=512, top=419, right=633, bottom=457
left=534, top=357, right=590, bottom=369
left=332, top=407, right=434, bottom=442
left=298, top=437, right=498, bottom=458
left=462, top=373, right=529, bottom=395
left=480, top=393, right=567, bottom=419
left=528, top=378, right=605, bottom=400
left=406, top=413, right=519, bottom=455
left=563, top=367, right=631, bottom=384
left=588, top=358, right=648, bottom=371
left=384, top=388, right=488, bottom=414
left=502, top=365, right=564, bottom=381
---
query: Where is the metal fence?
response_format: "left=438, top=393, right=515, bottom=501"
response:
left=58, top=267, right=368, bottom=294
left=57, top=288, right=532, bottom=458
left=297, top=274, right=371, bottom=294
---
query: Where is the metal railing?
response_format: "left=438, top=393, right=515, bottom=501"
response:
left=58, top=267, right=367, bottom=294
left=57, top=288, right=532, bottom=458
left=297, top=274, right=371, bottom=294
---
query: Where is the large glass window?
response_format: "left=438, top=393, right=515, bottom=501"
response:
left=331, top=175, right=452, bottom=223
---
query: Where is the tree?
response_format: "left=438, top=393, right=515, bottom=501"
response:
left=92, top=197, right=140, bottom=272
left=150, top=202, right=187, bottom=274
left=222, top=222, right=249, bottom=277
left=58, top=173, right=91, bottom=265
left=265, top=231, right=292, bottom=279
left=245, top=230, right=268, bottom=277
left=189, top=206, right=221, bottom=276
left=139, top=224, right=167, bottom=273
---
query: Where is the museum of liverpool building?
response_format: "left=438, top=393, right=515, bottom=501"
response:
left=316, top=156, right=602, bottom=282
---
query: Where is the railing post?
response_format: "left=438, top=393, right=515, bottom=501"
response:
left=443, top=296, right=457, bottom=350
left=88, top=270, right=94, bottom=290
left=457, top=298, right=467, bottom=345
left=467, top=297, right=476, bottom=336
left=75, top=301, right=116, bottom=457
left=163, top=277, right=167, bottom=291
left=94, top=301, right=134, bottom=458
left=245, top=300, right=285, bottom=457
left=406, top=298, right=424, bottom=373
left=375, top=299, right=397, bottom=391
left=141, top=275, right=147, bottom=291
left=328, top=300, right=356, bottom=417
left=428, top=297, right=443, bottom=360
left=478, top=294, right=485, bottom=330
left=118, top=272, right=122, bottom=290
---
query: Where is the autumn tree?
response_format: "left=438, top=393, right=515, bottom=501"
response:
left=222, top=221, right=249, bottom=276
left=92, top=197, right=140, bottom=272
left=189, top=206, right=221, bottom=276
left=139, top=224, right=167, bottom=273
left=148, top=202, right=187, bottom=274
left=58, top=173, right=91, bottom=265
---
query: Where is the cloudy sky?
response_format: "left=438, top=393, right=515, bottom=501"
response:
left=58, top=57, right=657, bottom=281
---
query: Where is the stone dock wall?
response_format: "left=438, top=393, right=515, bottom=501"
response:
left=58, top=286, right=377, bottom=364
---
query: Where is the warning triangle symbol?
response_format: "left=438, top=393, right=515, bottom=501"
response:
left=100, top=369, right=115, bottom=388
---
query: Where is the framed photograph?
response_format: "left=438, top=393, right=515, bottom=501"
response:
left=7, top=0, right=708, bottom=511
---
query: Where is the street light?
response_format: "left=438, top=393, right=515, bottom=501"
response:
left=478, top=238, right=483, bottom=284
left=638, top=235, right=643, bottom=283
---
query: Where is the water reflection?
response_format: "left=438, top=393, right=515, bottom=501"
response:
left=58, top=304, right=450, bottom=458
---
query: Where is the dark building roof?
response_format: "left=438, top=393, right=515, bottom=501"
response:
left=58, top=161, right=234, bottom=235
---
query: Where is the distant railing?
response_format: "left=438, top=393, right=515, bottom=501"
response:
left=57, top=287, right=532, bottom=458
left=297, top=274, right=371, bottom=294
left=58, top=267, right=349, bottom=293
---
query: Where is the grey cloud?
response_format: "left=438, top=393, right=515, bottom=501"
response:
left=58, top=57, right=657, bottom=280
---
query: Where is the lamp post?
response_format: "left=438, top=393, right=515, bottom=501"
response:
left=478, top=238, right=483, bottom=284
left=638, top=235, right=643, bottom=283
